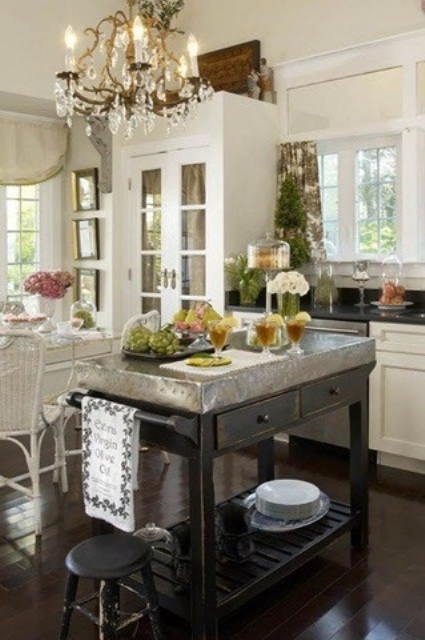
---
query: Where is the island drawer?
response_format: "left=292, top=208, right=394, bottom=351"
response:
left=215, top=390, right=299, bottom=449
left=301, top=369, right=363, bottom=416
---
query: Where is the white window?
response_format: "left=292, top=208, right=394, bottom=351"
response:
left=0, top=176, right=61, bottom=302
left=318, top=136, right=400, bottom=261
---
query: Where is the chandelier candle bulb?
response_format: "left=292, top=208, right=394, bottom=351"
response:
left=187, top=33, right=199, bottom=76
left=132, top=16, right=145, bottom=64
left=64, top=25, right=76, bottom=72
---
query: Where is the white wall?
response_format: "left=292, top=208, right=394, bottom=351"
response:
left=181, top=0, right=425, bottom=65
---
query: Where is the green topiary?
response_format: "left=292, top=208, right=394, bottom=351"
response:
left=274, top=175, right=310, bottom=269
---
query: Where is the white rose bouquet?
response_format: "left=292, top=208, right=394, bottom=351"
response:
left=267, top=271, right=310, bottom=318
left=267, top=271, right=309, bottom=296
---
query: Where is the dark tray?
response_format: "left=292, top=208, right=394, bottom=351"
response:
left=121, top=342, right=215, bottom=362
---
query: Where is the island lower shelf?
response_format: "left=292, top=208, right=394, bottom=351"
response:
left=137, top=491, right=358, bottom=621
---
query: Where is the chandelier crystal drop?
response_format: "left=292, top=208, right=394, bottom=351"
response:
left=54, top=0, right=214, bottom=138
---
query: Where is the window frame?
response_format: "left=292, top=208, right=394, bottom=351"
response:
left=317, top=134, right=402, bottom=262
left=0, top=175, right=62, bottom=301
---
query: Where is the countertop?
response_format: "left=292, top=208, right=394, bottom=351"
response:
left=76, top=331, right=375, bottom=414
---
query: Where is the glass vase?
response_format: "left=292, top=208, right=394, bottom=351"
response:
left=239, top=281, right=258, bottom=307
left=277, top=292, right=300, bottom=320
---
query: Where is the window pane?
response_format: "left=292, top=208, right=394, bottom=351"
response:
left=6, top=186, right=19, bottom=198
left=20, top=232, right=38, bottom=263
left=357, top=149, right=378, bottom=183
left=358, top=220, right=379, bottom=254
left=7, top=200, right=19, bottom=229
left=142, top=210, right=161, bottom=250
left=141, top=297, right=161, bottom=314
left=322, top=189, right=338, bottom=220
left=7, top=233, right=20, bottom=262
left=356, top=145, right=397, bottom=255
left=141, top=255, right=161, bottom=293
left=21, top=201, right=38, bottom=230
left=323, top=155, right=338, bottom=186
left=181, top=210, right=206, bottom=250
left=181, top=164, right=206, bottom=205
left=142, top=170, right=161, bottom=208
left=7, top=266, right=22, bottom=295
left=357, top=184, right=378, bottom=219
left=181, top=256, right=205, bottom=296
left=21, top=185, right=38, bottom=199
left=380, top=219, right=397, bottom=254
left=323, top=222, right=338, bottom=250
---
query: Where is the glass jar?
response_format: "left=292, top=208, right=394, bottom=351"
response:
left=70, top=298, right=97, bottom=330
left=247, top=233, right=290, bottom=270
left=380, top=253, right=405, bottom=305
left=314, top=262, right=339, bottom=307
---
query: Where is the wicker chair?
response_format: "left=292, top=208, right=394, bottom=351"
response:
left=0, top=331, right=69, bottom=535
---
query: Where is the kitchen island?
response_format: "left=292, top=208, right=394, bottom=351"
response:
left=72, top=331, right=375, bottom=640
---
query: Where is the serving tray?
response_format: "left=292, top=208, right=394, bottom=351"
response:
left=121, top=341, right=215, bottom=361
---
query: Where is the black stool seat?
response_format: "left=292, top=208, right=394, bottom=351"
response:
left=65, top=533, right=152, bottom=579
left=59, top=533, right=162, bottom=640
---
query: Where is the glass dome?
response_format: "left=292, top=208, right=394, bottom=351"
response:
left=247, top=233, right=290, bottom=270
left=70, top=297, right=97, bottom=330
left=380, top=253, right=405, bottom=305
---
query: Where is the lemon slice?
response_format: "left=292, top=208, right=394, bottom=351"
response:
left=295, top=311, right=312, bottom=322
left=219, top=316, right=239, bottom=329
left=268, top=313, right=284, bottom=326
left=186, top=356, right=232, bottom=367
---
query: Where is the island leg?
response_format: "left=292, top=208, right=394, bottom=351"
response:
left=349, top=389, right=369, bottom=549
left=257, top=437, right=275, bottom=483
left=187, top=416, right=218, bottom=639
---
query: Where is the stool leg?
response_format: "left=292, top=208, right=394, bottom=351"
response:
left=59, top=572, right=79, bottom=640
left=140, top=565, right=162, bottom=640
left=99, top=579, right=119, bottom=640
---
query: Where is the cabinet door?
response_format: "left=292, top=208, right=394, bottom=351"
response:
left=370, top=350, right=425, bottom=459
left=130, top=147, right=210, bottom=323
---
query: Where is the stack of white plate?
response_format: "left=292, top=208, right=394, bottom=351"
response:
left=255, top=479, right=321, bottom=521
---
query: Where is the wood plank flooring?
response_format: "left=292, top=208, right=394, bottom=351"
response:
left=1, top=429, right=425, bottom=640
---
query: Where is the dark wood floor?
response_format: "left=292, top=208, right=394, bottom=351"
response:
left=1, top=429, right=425, bottom=640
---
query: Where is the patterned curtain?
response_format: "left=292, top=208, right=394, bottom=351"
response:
left=278, top=141, right=325, bottom=260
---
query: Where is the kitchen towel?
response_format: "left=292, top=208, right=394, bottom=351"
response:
left=81, top=396, right=140, bottom=532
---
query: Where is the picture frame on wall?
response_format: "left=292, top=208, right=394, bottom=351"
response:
left=72, top=218, right=99, bottom=260
left=73, top=268, right=100, bottom=309
left=72, top=168, right=99, bottom=212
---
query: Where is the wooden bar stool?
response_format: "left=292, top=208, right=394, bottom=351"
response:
left=59, top=533, right=162, bottom=640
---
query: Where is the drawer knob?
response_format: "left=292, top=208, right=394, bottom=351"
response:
left=257, top=414, right=269, bottom=424
left=329, top=387, right=340, bottom=396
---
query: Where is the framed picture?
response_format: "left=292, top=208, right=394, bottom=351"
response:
left=198, top=40, right=260, bottom=94
left=72, top=218, right=99, bottom=260
left=73, top=268, right=100, bottom=309
left=72, top=168, right=99, bottom=212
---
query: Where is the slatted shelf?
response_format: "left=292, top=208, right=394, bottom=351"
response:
left=147, top=492, right=357, bottom=621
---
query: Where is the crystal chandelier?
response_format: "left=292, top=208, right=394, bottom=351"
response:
left=54, top=0, right=213, bottom=138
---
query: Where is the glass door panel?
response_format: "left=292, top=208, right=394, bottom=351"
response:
left=140, top=168, right=162, bottom=313
left=181, top=255, right=206, bottom=296
left=181, top=210, right=206, bottom=250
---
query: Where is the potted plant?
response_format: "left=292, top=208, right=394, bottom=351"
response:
left=224, top=254, right=264, bottom=306
left=274, top=175, right=310, bottom=269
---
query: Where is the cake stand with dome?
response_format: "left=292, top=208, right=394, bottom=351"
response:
left=247, top=233, right=290, bottom=315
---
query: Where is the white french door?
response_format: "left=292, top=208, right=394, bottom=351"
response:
left=129, top=146, right=210, bottom=323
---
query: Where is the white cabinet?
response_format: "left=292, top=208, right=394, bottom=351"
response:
left=369, top=322, right=425, bottom=465
left=121, top=92, right=279, bottom=324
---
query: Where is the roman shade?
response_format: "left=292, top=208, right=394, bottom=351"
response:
left=0, top=115, right=68, bottom=185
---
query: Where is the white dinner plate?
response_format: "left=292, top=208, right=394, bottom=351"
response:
left=255, top=479, right=321, bottom=520
left=245, top=492, right=330, bottom=532
left=370, top=301, right=413, bottom=310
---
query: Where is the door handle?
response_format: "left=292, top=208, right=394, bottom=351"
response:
left=162, top=269, right=168, bottom=288
left=170, top=269, right=176, bottom=289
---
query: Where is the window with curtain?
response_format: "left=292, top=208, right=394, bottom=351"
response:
left=0, top=177, right=61, bottom=303
left=318, top=135, right=400, bottom=260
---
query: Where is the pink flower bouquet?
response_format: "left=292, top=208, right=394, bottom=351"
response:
left=23, top=270, right=75, bottom=299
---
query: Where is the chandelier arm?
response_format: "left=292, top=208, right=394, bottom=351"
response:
left=77, top=12, right=128, bottom=71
